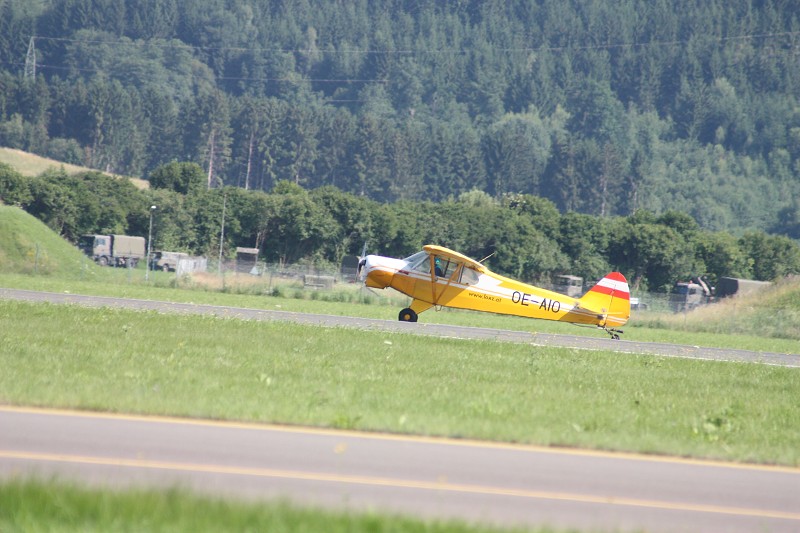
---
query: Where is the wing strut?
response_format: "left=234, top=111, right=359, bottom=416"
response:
left=428, top=255, right=460, bottom=308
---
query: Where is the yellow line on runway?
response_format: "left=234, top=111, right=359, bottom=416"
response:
left=3, top=405, right=799, bottom=475
left=2, top=449, right=799, bottom=523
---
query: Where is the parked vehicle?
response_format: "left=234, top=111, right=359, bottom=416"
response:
left=78, top=234, right=145, bottom=268
left=669, top=277, right=712, bottom=312
left=553, top=274, right=584, bottom=297
left=669, top=275, right=772, bottom=312
left=150, top=251, right=189, bottom=272
left=715, top=277, right=772, bottom=299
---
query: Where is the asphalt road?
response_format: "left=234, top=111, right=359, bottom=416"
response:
left=1, top=287, right=798, bottom=367
left=1, top=407, right=799, bottom=533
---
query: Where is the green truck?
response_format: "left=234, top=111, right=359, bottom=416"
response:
left=669, top=276, right=772, bottom=312
left=150, top=251, right=189, bottom=272
left=715, top=277, right=772, bottom=299
left=669, top=278, right=712, bottom=312
left=78, top=234, right=146, bottom=268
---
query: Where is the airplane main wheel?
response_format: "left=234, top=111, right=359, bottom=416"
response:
left=398, top=308, right=418, bottom=322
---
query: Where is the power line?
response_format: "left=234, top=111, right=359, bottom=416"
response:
left=31, top=30, right=800, bottom=56
left=10, top=30, right=797, bottom=90
left=217, top=76, right=387, bottom=84
left=0, top=59, right=370, bottom=103
left=1, top=59, right=388, bottom=85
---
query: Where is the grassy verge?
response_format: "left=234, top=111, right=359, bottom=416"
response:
left=1, top=299, right=798, bottom=466
left=0, top=479, right=539, bottom=533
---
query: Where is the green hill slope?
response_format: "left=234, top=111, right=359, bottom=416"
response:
left=0, top=205, right=91, bottom=275
left=0, top=147, right=148, bottom=189
left=0, top=147, right=92, bottom=177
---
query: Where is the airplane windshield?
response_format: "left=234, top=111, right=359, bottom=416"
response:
left=404, top=251, right=453, bottom=277
left=403, top=251, right=427, bottom=263
left=403, top=251, right=430, bottom=272
left=460, top=267, right=479, bottom=285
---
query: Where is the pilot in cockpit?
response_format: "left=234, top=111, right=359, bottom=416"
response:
left=434, top=257, right=444, bottom=277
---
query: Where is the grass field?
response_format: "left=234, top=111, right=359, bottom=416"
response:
left=0, top=146, right=148, bottom=188
left=0, top=146, right=91, bottom=176
left=1, top=479, right=542, bottom=533
left=2, top=299, right=798, bottom=465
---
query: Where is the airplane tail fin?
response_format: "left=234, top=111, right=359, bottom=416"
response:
left=578, top=272, right=631, bottom=328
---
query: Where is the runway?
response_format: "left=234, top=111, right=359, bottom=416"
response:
left=1, top=287, right=798, bottom=366
left=1, top=407, right=798, bottom=533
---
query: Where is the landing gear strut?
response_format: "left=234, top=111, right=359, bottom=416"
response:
left=603, top=328, right=623, bottom=340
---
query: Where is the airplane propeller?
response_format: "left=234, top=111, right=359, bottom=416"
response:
left=356, top=241, right=368, bottom=280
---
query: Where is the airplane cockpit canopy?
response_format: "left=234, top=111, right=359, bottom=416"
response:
left=404, top=250, right=480, bottom=284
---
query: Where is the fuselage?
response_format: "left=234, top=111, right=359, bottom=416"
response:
left=362, top=252, right=629, bottom=327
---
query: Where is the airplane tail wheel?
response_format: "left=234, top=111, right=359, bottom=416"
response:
left=398, top=308, right=418, bottom=322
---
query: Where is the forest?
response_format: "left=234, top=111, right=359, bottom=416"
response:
left=1, top=0, right=800, bottom=239
left=3, top=161, right=799, bottom=292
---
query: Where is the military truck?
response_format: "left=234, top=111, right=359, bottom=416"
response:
left=669, top=275, right=772, bottom=312
left=669, top=277, right=713, bottom=312
left=79, top=234, right=146, bottom=268
left=553, top=274, right=584, bottom=297
left=150, top=251, right=189, bottom=272
left=715, top=277, right=772, bottom=299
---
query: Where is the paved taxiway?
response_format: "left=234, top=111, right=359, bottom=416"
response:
left=1, top=407, right=799, bottom=533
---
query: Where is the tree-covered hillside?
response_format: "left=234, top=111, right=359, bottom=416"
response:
left=1, top=0, right=799, bottom=236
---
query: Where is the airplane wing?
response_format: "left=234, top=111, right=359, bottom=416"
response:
left=423, top=245, right=487, bottom=273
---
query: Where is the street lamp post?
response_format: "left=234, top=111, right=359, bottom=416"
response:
left=218, top=192, right=226, bottom=275
left=146, top=205, right=156, bottom=281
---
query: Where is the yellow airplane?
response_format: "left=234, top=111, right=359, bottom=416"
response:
left=360, top=244, right=630, bottom=339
